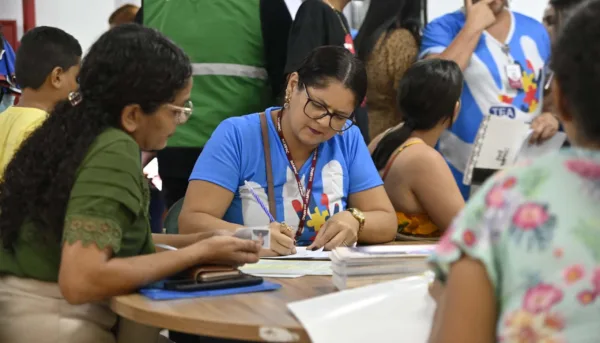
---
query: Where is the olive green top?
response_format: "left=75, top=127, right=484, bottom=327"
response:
left=0, top=128, right=155, bottom=282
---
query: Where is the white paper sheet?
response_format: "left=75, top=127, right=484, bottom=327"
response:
left=288, top=275, right=436, bottom=343
left=514, top=130, right=567, bottom=164
left=261, top=247, right=330, bottom=260
left=240, top=260, right=332, bottom=276
left=247, top=274, right=303, bottom=279
left=142, top=158, right=162, bottom=191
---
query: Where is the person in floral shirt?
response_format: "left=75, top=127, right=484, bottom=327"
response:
left=427, top=1, right=600, bottom=342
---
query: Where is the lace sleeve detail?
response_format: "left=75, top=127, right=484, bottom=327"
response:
left=63, top=215, right=123, bottom=253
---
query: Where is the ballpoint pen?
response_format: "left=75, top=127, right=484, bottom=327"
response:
left=243, top=180, right=276, bottom=223
left=155, top=244, right=178, bottom=251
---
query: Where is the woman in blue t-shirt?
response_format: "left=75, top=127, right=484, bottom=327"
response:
left=180, top=46, right=397, bottom=256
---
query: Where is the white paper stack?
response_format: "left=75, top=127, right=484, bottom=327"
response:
left=330, top=245, right=435, bottom=290
left=240, top=260, right=332, bottom=278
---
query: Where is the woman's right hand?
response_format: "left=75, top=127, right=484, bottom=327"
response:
left=192, top=236, right=261, bottom=266
left=268, top=222, right=296, bottom=256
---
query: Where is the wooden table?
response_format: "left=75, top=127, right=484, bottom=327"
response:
left=111, top=276, right=336, bottom=342
left=111, top=241, right=437, bottom=342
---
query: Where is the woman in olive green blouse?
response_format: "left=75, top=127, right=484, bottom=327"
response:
left=0, top=25, right=261, bottom=343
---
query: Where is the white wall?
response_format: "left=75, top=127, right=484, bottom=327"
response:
left=0, top=0, right=24, bottom=39
left=115, top=0, right=141, bottom=8
left=1, top=0, right=141, bottom=52
left=428, top=0, right=548, bottom=22
left=35, top=0, right=117, bottom=53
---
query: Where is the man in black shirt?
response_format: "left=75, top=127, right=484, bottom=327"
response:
left=285, top=0, right=353, bottom=73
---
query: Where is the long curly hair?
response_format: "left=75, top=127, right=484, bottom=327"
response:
left=0, top=24, right=192, bottom=248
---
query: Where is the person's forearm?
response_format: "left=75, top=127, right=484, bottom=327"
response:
left=435, top=26, right=484, bottom=71
left=542, top=92, right=555, bottom=114
left=427, top=287, right=447, bottom=343
left=358, top=210, right=397, bottom=244
left=152, top=232, right=213, bottom=249
left=61, top=246, right=203, bottom=304
left=179, top=212, right=242, bottom=235
left=428, top=304, right=443, bottom=343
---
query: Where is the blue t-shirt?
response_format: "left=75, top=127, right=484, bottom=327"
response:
left=189, top=107, right=383, bottom=246
left=0, top=39, right=19, bottom=113
left=420, top=10, right=551, bottom=199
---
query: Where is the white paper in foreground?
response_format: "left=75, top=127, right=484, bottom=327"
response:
left=288, top=275, right=436, bottom=343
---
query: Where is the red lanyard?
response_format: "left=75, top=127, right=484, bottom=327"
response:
left=276, top=110, right=318, bottom=238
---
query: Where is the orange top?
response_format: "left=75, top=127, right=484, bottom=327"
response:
left=381, top=139, right=441, bottom=238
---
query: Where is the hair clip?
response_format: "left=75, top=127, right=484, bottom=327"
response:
left=68, top=91, right=82, bottom=106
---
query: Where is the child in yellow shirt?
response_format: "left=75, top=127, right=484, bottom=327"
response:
left=0, top=26, right=81, bottom=178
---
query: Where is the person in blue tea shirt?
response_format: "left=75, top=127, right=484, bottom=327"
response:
left=180, top=46, right=397, bottom=256
left=0, top=35, right=19, bottom=113
left=420, top=0, right=559, bottom=199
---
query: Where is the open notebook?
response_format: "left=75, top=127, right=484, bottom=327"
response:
left=463, top=116, right=566, bottom=186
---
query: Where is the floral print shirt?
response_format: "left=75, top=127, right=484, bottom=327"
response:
left=430, top=148, right=600, bottom=343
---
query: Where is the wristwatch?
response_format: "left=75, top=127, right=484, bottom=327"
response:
left=346, top=208, right=365, bottom=235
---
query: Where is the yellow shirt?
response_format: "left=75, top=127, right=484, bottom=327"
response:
left=0, top=106, right=48, bottom=179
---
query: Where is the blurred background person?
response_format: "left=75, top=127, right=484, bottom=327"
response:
left=0, top=27, right=19, bottom=113
left=420, top=0, right=556, bottom=199
left=541, top=0, right=585, bottom=148
left=354, top=0, right=422, bottom=140
left=0, top=27, right=81, bottom=178
left=108, top=3, right=140, bottom=29
left=369, top=59, right=465, bottom=240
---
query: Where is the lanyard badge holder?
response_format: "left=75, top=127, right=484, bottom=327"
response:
left=276, top=111, right=318, bottom=239
left=502, top=45, right=523, bottom=90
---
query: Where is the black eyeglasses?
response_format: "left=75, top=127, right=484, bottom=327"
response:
left=302, top=87, right=355, bottom=132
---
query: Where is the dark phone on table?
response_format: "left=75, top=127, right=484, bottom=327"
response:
left=163, top=274, right=263, bottom=292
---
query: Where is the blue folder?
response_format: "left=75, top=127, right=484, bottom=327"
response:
left=139, top=281, right=281, bottom=301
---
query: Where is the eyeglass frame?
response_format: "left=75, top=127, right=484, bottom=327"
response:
left=166, top=100, right=193, bottom=124
left=301, top=85, right=355, bottom=132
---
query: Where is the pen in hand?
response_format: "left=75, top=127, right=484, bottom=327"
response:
left=243, top=180, right=276, bottom=223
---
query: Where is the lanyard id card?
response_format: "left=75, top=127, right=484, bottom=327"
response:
left=502, top=44, right=522, bottom=90
left=506, top=63, right=523, bottom=90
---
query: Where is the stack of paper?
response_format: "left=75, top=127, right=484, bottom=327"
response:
left=330, top=245, right=435, bottom=290
left=288, top=274, right=436, bottom=343
left=240, top=260, right=332, bottom=278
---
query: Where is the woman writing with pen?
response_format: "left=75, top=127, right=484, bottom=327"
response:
left=179, top=46, right=397, bottom=256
